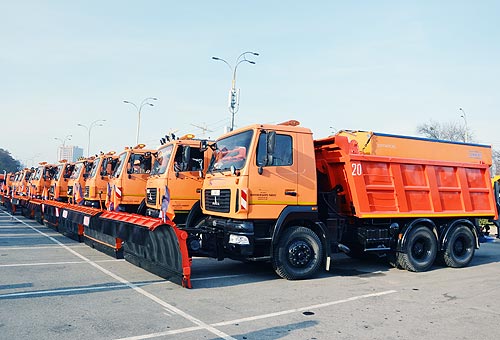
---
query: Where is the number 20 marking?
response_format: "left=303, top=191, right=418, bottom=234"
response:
left=351, top=163, right=362, bottom=176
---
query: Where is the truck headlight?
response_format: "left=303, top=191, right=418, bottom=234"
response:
left=229, top=234, right=250, bottom=245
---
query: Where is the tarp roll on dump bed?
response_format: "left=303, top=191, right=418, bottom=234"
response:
left=99, top=211, right=192, bottom=288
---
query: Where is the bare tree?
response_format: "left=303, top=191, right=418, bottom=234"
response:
left=492, top=149, right=500, bottom=176
left=416, top=120, right=472, bottom=142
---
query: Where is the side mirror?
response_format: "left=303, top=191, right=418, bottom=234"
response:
left=266, top=131, right=276, bottom=166
left=182, top=146, right=191, bottom=171
left=200, top=140, right=208, bottom=152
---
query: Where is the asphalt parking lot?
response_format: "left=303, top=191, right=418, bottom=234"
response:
left=1, top=206, right=500, bottom=340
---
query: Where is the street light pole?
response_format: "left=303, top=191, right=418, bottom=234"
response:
left=123, top=97, right=158, bottom=144
left=78, top=120, right=106, bottom=157
left=459, top=108, right=468, bottom=142
left=212, top=51, right=259, bottom=131
left=54, top=134, right=72, bottom=160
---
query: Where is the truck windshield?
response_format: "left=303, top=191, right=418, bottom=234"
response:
left=88, top=159, right=101, bottom=179
left=64, top=164, right=74, bottom=178
left=151, top=144, right=173, bottom=175
left=208, top=130, right=253, bottom=173
left=112, top=152, right=128, bottom=178
left=33, top=167, right=43, bottom=180
left=100, top=157, right=116, bottom=176
left=54, top=165, right=64, bottom=180
left=70, top=163, right=84, bottom=180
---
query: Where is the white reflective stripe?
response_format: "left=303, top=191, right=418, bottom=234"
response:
left=240, top=188, right=248, bottom=210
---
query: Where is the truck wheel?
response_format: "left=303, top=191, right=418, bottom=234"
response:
left=137, top=199, right=146, bottom=216
left=441, top=225, right=475, bottom=268
left=272, top=226, right=323, bottom=280
left=399, top=225, right=437, bottom=272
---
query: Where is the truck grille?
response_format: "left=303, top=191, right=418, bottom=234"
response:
left=204, top=189, right=231, bottom=213
left=85, top=186, right=90, bottom=198
left=146, top=188, right=157, bottom=205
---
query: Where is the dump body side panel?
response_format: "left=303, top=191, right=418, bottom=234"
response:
left=315, top=135, right=497, bottom=219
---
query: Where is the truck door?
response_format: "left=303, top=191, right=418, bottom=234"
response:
left=250, top=131, right=298, bottom=218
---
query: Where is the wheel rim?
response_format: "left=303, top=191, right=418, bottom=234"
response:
left=453, top=234, right=472, bottom=257
left=287, top=240, right=313, bottom=267
left=412, top=236, right=431, bottom=260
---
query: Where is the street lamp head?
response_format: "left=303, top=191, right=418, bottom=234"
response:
left=251, top=52, right=259, bottom=56
left=212, top=57, right=221, bottom=60
left=124, top=100, right=131, bottom=104
left=147, top=103, right=154, bottom=107
left=151, top=97, right=158, bottom=101
left=248, top=60, right=256, bottom=65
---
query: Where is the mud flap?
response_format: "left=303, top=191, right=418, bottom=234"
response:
left=99, top=211, right=192, bottom=288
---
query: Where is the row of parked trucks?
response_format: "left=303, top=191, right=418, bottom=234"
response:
left=1, top=120, right=499, bottom=288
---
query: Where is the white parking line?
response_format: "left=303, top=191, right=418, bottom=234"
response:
left=0, top=233, right=61, bottom=237
left=0, top=259, right=124, bottom=267
left=0, top=245, right=88, bottom=250
left=0, top=280, right=166, bottom=299
left=115, top=290, right=397, bottom=340
left=2, top=210, right=236, bottom=340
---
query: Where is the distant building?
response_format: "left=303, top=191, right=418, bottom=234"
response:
left=58, top=146, right=84, bottom=162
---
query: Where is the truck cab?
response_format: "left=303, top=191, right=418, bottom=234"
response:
left=67, top=158, right=94, bottom=204
left=50, top=160, right=75, bottom=202
left=84, top=151, right=118, bottom=208
left=190, top=121, right=320, bottom=272
left=107, top=144, right=154, bottom=212
left=18, top=168, right=34, bottom=196
left=145, top=134, right=211, bottom=223
left=30, top=162, right=55, bottom=199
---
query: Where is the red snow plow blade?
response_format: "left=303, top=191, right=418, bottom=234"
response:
left=99, top=211, right=192, bottom=288
left=59, top=205, right=103, bottom=243
left=42, top=200, right=69, bottom=230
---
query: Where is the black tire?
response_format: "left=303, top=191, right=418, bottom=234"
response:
left=387, top=251, right=403, bottom=269
left=137, top=199, right=146, bottom=216
left=441, top=225, right=475, bottom=268
left=272, top=226, right=323, bottom=280
left=185, top=201, right=203, bottom=228
left=399, top=225, right=437, bottom=272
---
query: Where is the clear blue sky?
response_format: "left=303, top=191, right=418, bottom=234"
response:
left=1, top=1, right=499, bottom=166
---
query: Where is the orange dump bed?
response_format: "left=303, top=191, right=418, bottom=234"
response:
left=315, top=133, right=497, bottom=219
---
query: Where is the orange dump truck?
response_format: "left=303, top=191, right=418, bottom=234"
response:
left=177, top=120, right=497, bottom=281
